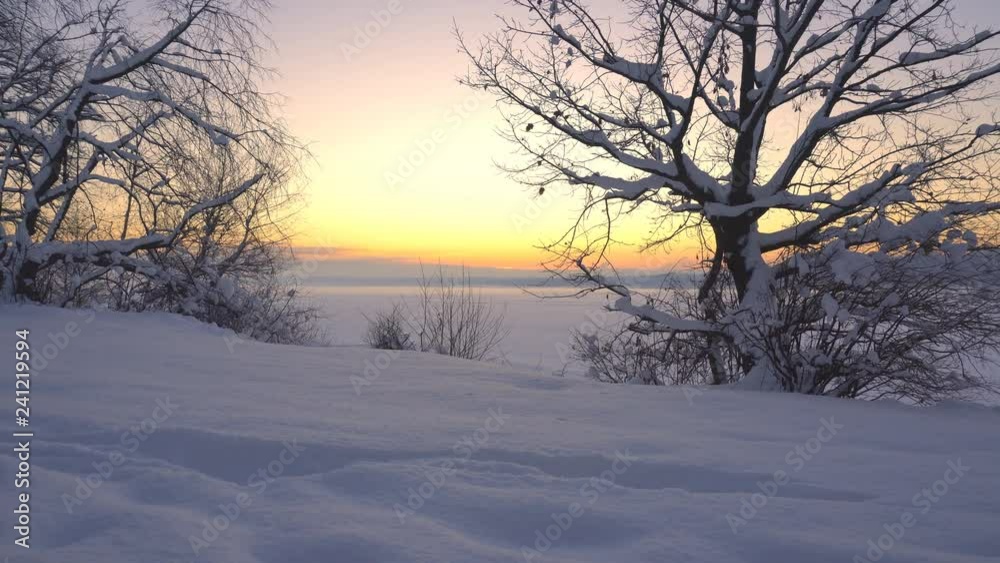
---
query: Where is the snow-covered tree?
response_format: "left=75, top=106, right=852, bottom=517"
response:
left=462, top=0, right=1000, bottom=398
left=0, top=0, right=297, bottom=308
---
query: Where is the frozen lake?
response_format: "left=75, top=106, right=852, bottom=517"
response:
left=304, top=284, right=622, bottom=376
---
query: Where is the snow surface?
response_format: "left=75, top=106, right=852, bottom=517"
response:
left=1, top=305, right=999, bottom=563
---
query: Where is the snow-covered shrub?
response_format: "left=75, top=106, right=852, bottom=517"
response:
left=736, top=242, right=1000, bottom=402
left=197, top=274, right=327, bottom=347
left=571, top=242, right=1000, bottom=403
left=36, top=152, right=323, bottom=345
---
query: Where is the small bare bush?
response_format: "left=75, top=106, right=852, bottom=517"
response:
left=365, top=265, right=508, bottom=362
left=573, top=328, right=682, bottom=386
left=364, top=304, right=415, bottom=351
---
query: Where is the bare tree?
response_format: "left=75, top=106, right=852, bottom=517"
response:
left=0, top=0, right=298, bottom=306
left=462, top=0, right=1000, bottom=398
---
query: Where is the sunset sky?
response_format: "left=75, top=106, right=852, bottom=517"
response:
left=265, top=0, right=999, bottom=271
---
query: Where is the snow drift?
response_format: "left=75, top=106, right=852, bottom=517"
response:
left=0, top=305, right=997, bottom=562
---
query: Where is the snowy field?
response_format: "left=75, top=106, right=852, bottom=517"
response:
left=1, top=305, right=998, bottom=562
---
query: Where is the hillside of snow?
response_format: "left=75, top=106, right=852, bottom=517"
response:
left=1, top=305, right=998, bottom=563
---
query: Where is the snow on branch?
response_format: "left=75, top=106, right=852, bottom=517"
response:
left=0, top=0, right=298, bottom=305
left=464, top=0, right=1000, bottom=393
left=575, top=259, right=716, bottom=334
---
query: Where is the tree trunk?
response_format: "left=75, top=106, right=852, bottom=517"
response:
left=714, top=217, right=757, bottom=302
left=711, top=215, right=767, bottom=378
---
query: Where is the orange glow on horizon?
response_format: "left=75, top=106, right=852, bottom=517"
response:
left=290, top=239, right=703, bottom=272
